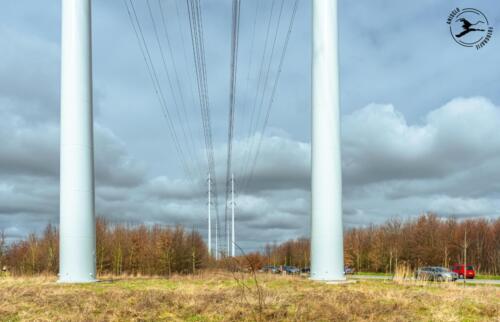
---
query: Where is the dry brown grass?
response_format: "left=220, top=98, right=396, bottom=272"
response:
left=0, top=272, right=498, bottom=321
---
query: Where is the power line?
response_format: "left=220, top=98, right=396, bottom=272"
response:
left=243, top=0, right=300, bottom=193
left=173, top=0, right=207, bottom=173
left=242, top=0, right=275, bottom=179
left=123, top=0, right=195, bottom=181
left=239, top=0, right=277, bottom=185
left=236, top=0, right=260, bottom=181
left=238, top=0, right=260, bottom=129
left=157, top=0, right=205, bottom=179
left=186, top=0, right=222, bottom=255
left=241, top=0, right=286, bottom=191
left=124, top=0, right=300, bottom=253
left=146, top=0, right=203, bottom=179
left=252, top=0, right=286, bottom=141
left=224, top=0, right=241, bottom=256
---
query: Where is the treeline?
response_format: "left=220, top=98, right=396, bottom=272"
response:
left=344, top=214, right=500, bottom=275
left=1, top=219, right=208, bottom=276
left=1, top=214, right=499, bottom=276
left=259, top=214, right=500, bottom=275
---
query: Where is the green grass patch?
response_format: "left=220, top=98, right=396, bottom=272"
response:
left=355, top=271, right=393, bottom=276
left=475, top=275, right=500, bottom=280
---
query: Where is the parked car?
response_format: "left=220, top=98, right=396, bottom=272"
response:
left=282, top=266, right=301, bottom=275
left=451, top=264, right=475, bottom=279
left=415, top=267, right=458, bottom=282
left=301, top=267, right=310, bottom=273
left=260, top=265, right=279, bottom=274
left=344, top=266, right=356, bottom=275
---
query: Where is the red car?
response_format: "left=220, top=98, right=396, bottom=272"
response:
left=451, top=264, right=475, bottom=279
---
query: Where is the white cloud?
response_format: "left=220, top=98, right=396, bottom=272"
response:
left=428, top=196, right=497, bottom=217
left=343, top=97, right=500, bottom=189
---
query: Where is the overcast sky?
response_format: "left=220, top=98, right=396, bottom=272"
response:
left=1, top=0, right=500, bottom=252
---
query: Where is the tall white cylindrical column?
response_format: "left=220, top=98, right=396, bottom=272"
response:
left=310, top=0, right=345, bottom=281
left=59, top=0, right=96, bottom=283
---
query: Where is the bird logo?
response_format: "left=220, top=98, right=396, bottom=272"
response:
left=448, top=8, right=493, bottom=49
left=455, top=18, right=485, bottom=38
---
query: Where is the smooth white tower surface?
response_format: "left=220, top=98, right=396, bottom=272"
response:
left=310, top=0, right=345, bottom=281
left=59, top=0, right=97, bottom=283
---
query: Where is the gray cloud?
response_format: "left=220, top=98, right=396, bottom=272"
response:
left=1, top=1, right=500, bottom=253
left=0, top=112, right=59, bottom=177
left=0, top=27, right=60, bottom=123
left=2, top=96, right=500, bottom=251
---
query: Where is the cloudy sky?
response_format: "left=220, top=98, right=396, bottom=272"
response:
left=1, top=0, right=500, bottom=252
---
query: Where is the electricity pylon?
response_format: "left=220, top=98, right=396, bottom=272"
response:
left=231, top=173, right=235, bottom=257
left=208, top=173, right=212, bottom=256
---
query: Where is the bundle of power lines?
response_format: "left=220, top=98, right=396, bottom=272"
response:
left=224, top=0, right=299, bottom=255
left=236, top=0, right=299, bottom=193
left=123, top=0, right=299, bottom=257
left=123, top=0, right=222, bottom=253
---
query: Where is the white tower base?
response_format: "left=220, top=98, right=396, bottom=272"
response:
left=310, top=0, right=345, bottom=282
left=59, top=0, right=97, bottom=283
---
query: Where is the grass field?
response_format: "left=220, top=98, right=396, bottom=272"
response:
left=0, top=273, right=498, bottom=321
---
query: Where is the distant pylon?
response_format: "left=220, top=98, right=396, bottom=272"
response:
left=207, top=173, right=212, bottom=256
left=215, top=208, right=219, bottom=260
left=227, top=197, right=230, bottom=256
left=231, top=173, right=235, bottom=257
